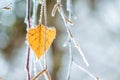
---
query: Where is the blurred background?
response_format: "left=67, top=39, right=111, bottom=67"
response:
left=0, top=0, right=120, bottom=80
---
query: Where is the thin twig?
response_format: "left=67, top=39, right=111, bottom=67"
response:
left=72, top=38, right=89, bottom=66
left=66, top=0, right=73, bottom=80
left=52, top=1, right=93, bottom=80
left=43, top=0, right=51, bottom=79
left=51, top=2, right=59, bottom=17
left=58, top=5, right=89, bottom=66
left=32, top=0, right=38, bottom=76
left=33, top=69, right=46, bottom=80
left=26, top=47, right=31, bottom=80
left=33, top=69, right=51, bottom=80
left=43, top=0, right=47, bottom=26
left=73, top=62, right=97, bottom=80
left=66, top=40, right=73, bottom=80
left=27, top=0, right=31, bottom=28
left=33, top=0, right=51, bottom=80
left=32, top=0, right=38, bottom=27
left=25, top=0, right=31, bottom=80
left=0, top=2, right=12, bottom=10
left=33, top=55, right=37, bottom=76
left=43, top=0, right=47, bottom=69
left=39, top=5, right=44, bottom=24
left=45, top=70, right=52, bottom=80
left=38, top=61, right=50, bottom=80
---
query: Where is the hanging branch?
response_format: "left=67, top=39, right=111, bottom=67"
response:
left=32, top=0, right=51, bottom=80
left=39, top=4, right=44, bottom=24
left=52, top=0, right=89, bottom=67
left=32, top=0, right=39, bottom=27
left=66, top=0, right=72, bottom=79
left=43, top=0, right=47, bottom=69
left=32, top=0, right=39, bottom=76
left=0, top=2, right=12, bottom=10
left=52, top=1, right=98, bottom=80
left=38, top=59, right=51, bottom=80
left=72, top=62, right=97, bottom=80
left=66, top=40, right=73, bottom=80
left=25, top=0, right=31, bottom=80
left=26, top=47, right=31, bottom=80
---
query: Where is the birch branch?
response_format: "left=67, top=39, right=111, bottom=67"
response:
left=51, top=1, right=99, bottom=80
left=25, top=0, right=31, bottom=80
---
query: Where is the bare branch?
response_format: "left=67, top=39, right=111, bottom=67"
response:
left=73, top=62, right=97, bottom=80
left=25, top=0, right=31, bottom=80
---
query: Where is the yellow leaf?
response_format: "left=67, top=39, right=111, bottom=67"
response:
left=27, top=24, right=56, bottom=59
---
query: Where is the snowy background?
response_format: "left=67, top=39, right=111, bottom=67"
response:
left=0, top=0, right=120, bottom=80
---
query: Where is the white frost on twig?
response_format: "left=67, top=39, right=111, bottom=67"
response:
left=73, top=62, right=97, bottom=80
left=37, top=59, right=49, bottom=80
left=52, top=1, right=89, bottom=66
left=32, top=0, right=39, bottom=27
left=66, top=0, right=73, bottom=80
left=24, top=0, right=28, bottom=30
left=51, top=1, right=99, bottom=80
left=66, top=0, right=72, bottom=14
left=72, top=38, right=89, bottom=66
left=39, top=5, right=44, bottom=24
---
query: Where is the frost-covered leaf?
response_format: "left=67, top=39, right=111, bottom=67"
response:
left=27, top=24, right=56, bottom=59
